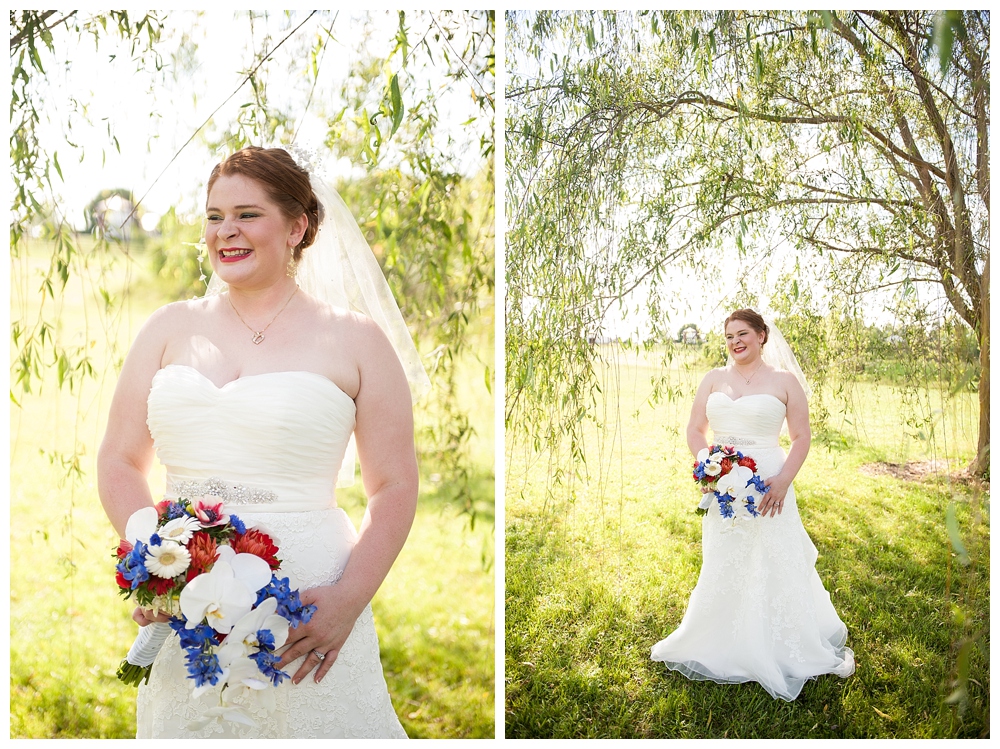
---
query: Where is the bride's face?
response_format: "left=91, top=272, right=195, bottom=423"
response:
left=205, top=174, right=306, bottom=289
left=725, top=320, right=765, bottom=364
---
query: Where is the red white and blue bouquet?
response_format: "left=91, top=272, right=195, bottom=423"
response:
left=692, top=444, right=769, bottom=519
left=114, top=496, right=314, bottom=722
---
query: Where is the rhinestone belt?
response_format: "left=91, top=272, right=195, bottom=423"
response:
left=713, top=435, right=758, bottom=446
left=167, top=476, right=277, bottom=505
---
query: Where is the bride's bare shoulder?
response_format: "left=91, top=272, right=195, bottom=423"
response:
left=137, top=297, right=218, bottom=337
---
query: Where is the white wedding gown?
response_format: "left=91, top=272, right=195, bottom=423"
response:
left=651, top=392, right=854, bottom=701
left=136, top=364, right=407, bottom=738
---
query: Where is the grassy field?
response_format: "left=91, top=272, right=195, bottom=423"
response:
left=10, top=240, right=495, bottom=738
left=505, top=345, right=988, bottom=738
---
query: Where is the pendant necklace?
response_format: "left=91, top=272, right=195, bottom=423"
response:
left=735, top=359, right=764, bottom=385
left=228, top=286, right=299, bottom=344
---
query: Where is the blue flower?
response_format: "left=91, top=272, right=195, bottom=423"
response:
left=118, top=540, right=151, bottom=588
left=185, top=650, right=222, bottom=688
left=148, top=533, right=162, bottom=547
left=164, top=501, right=188, bottom=520
left=170, top=619, right=217, bottom=650
left=250, top=649, right=290, bottom=687
left=255, top=628, right=277, bottom=651
left=230, top=514, right=246, bottom=534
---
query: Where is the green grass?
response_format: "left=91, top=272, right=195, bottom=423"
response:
left=505, top=347, right=988, bottom=738
left=10, top=239, right=495, bottom=738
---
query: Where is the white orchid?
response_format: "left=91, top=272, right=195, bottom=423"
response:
left=178, top=546, right=273, bottom=633
left=221, top=597, right=291, bottom=659
left=715, top=465, right=754, bottom=499
left=124, top=506, right=160, bottom=545
left=179, top=560, right=256, bottom=633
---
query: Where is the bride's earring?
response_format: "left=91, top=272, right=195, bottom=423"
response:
left=287, top=252, right=298, bottom=278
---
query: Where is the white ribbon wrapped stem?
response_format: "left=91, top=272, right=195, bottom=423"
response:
left=126, top=621, right=172, bottom=668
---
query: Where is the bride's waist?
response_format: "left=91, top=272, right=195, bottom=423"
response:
left=711, top=433, right=781, bottom=450
left=163, top=473, right=337, bottom=513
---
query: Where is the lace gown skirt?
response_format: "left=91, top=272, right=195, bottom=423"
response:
left=651, top=439, right=854, bottom=701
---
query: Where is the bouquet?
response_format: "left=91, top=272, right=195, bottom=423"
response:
left=114, top=496, right=315, bottom=719
left=692, top=444, right=769, bottom=519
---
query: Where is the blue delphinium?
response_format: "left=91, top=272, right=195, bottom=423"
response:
left=255, top=575, right=317, bottom=628
left=118, top=540, right=151, bottom=589
left=185, top=650, right=223, bottom=688
left=716, top=493, right=736, bottom=519
left=168, top=619, right=222, bottom=687
left=250, top=649, right=290, bottom=687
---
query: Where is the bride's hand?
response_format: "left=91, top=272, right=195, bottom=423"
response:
left=759, top=474, right=791, bottom=517
left=132, top=606, right=171, bottom=627
left=278, top=585, right=365, bottom=685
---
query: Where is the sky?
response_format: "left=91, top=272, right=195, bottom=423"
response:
left=25, top=10, right=485, bottom=232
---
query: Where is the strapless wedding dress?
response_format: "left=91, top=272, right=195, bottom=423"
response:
left=651, top=392, right=854, bottom=701
left=135, top=364, right=407, bottom=738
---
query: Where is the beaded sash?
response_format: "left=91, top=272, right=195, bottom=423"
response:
left=166, top=476, right=277, bottom=506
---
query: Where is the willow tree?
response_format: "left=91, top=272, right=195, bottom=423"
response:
left=11, top=11, right=494, bottom=513
left=506, top=10, right=989, bottom=476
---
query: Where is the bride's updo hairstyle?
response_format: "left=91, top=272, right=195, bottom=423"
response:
left=207, top=146, right=323, bottom=260
left=724, top=308, right=769, bottom=346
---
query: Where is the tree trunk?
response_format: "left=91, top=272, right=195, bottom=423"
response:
left=971, top=251, right=989, bottom=478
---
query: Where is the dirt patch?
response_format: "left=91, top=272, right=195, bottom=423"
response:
left=859, top=459, right=986, bottom=489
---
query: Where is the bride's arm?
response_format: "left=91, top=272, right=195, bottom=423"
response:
left=97, top=308, right=171, bottom=537
left=759, top=373, right=811, bottom=517
left=281, top=316, right=417, bottom=683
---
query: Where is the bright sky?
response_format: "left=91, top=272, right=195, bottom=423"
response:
left=29, top=10, right=484, bottom=231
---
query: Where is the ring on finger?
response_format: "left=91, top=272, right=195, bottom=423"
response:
left=312, top=649, right=326, bottom=661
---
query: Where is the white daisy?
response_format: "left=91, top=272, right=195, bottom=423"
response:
left=159, top=515, right=201, bottom=544
left=145, top=540, right=191, bottom=579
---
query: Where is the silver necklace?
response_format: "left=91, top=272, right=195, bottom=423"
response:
left=734, top=359, right=764, bottom=385
left=227, top=287, right=298, bottom=345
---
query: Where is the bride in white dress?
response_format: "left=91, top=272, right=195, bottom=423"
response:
left=98, top=147, right=427, bottom=737
left=651, top=309, right=854, bottom=701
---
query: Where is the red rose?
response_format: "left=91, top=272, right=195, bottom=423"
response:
left=115, top=569, right=131, bottom=589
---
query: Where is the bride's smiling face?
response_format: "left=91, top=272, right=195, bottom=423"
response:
left=205, top=174, right=306, bottom=288
left=725, top=320, right=765, bottom=364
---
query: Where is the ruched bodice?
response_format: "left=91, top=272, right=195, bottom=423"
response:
left=147, top=365, right=356, bottom=512
left=706, top=391, right=784, bottom=448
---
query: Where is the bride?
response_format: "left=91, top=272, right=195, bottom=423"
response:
left=98, top=146, right=427, bottom=737
left=651, top=308, right=854, bottom=701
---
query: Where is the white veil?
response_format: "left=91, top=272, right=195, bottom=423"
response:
left=204, top=146, right=431, bottom=486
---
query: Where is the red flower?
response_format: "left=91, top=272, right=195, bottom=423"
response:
left=116, top=539, right=134, bottom=560
left=155, top=499, right=172, bottom=518
left=738, top=456, right=757, bottom=472
left=186, top=532, right=220, bottom=580
left=231, top=529, right=281, bottom=569
left=115, top=569, right=131, bottom=589
left=720, top=458, right=733, bottom=474
left=146, top=576, right=176, bottom=596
